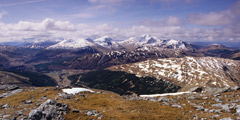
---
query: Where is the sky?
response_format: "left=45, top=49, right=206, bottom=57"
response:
left=0, top=0, right=239, bottom=43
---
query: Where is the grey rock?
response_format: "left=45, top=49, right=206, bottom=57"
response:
left=193, top=115, right=199, bottom=119
left=209, top=109, right=222, bottom=114
left=24, top=100, right=32, bottom=104
left=158, top=97, right=170, bottom=102
left=162, top=102, right=170, bottom=106
left=171, top=104, right=182, bottom=109
left=86, top=110, right=100, bottom=116
left=41, top=96, right=47, bottom=100
left=235, top=105, right=240, bottom=113
left=11, top=116, right=17, bottom=120
left=2, top=104, right=9, bottom=108
left=211, top=114, right=220, bottom=119
left=187, top=96, right=197, bottom=100
left=193, top=105, right=204, bottom=111
left=16, top=111, right=23, bottom=116
left=3, top=115, right=11, bottom=118
left=213, top=98, right=222, bottom=103
left=149, top=98, right=157, bottom=102
left=212, top=103, right=230, bottom=112
left=58, top=93, right=74, bottom=99
left=0, top=89, right=23, bottom=98
left=28, top=99, right=69, bottom=120
left=220, top=117, right=234, bottom=120
left=0, top=85, right=19, bottom=90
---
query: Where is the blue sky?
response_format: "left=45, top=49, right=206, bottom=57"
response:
left=0, top=0, right=239, bottom=43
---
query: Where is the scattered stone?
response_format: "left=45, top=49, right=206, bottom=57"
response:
left=212, top=104, right=230, bottom=112
left=213, top=98, right=222, bottom=103
left=58, top=93, right=74, bottom=99
left=171, top=104, right=182, bottom=109
left=211, top=114, right=220, bottom=119
left=24, top=100, right=32, bottom=104
left=193, top=105, right=205, bottom=111
left=2, top=104, right=9, bottom=108
left=193, top=115, right=199, bottom=119
left=72, top=109, right=80, bottom=113
left=3, top=115, right=10, bottom=118
left=41, top=95, right=47, bottom=99
left=16, top=111, right=23, bottom=116
left=209, top=109, right=222, bottom=114
left=162, top=102, right=170, bottom=106
left=86, top=110, right=100, bottom=116
left=98, top=115, right=103, bottom=119
left=54, top=86, right=71, bottom=90
left=158, top=97, right=170, bottom=102
left=219, top=117, right=234, bottom=120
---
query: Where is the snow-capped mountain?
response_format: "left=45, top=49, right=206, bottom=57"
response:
left=119, top=34, right=193, bottom=50
left=108, top=56, right=240, bottom=93
left=47, top=38, right=95, bottom=49
left=93, top=36, right=124, bottom=50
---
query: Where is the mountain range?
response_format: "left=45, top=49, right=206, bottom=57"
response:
left=0, top=34, right=240, bottom=95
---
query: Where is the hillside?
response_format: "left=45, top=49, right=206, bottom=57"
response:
left=108, top=57, right=240, bottom=93
left=1, top=87, right=240, bottom=120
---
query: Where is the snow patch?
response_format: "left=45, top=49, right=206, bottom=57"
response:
left=140, top=92, right=192, bottom=97
left=62, top=88, right=94, bottom=95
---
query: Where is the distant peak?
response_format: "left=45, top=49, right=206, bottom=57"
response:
left=101, top=35, right=111, bottom=39
left=140, top=34, right=152, bottom=38
left=211, top=43, right=222, bottom=46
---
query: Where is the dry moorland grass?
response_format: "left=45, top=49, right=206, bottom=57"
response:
left=0, top=87, right=240, bottom=120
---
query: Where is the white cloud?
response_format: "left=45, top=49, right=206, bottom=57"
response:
left=0, top=18, right=239, bottom=43
left=166, top=16, right=181, bottom=26
left=188, top=1, right=240, bottom=26
left=0, top=11, right=7, bottom=19
left=188, top=10, right=234, bottom=26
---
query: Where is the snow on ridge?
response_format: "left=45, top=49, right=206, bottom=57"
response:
left=140, top=92, right=193, bottom=97
left=47, top=38, right=94, bottom=49
left=62, top=87, right=94, bottom=95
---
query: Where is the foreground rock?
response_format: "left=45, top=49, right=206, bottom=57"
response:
left=0, top=89, right=23, bottom=98
left=0, top=85, right=19, bottom=90
left=28, top=99, right=69, bottom=120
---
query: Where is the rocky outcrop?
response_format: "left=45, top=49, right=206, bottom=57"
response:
left=28, top=99, right=69, bottom=120
left=0, top=85, right=19, bottom=90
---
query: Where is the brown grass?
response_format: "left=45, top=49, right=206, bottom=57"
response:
left=1, top=88, right=240, bottom=120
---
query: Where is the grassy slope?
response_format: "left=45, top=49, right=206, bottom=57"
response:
left=1, top=87, right=240, bottom=120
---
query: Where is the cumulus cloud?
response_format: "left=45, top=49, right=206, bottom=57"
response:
left=0, top=17, right=239, bottom=43
left=11, top=18, right=76, bottom=31
left=188, top=1, right=240, bottom=26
